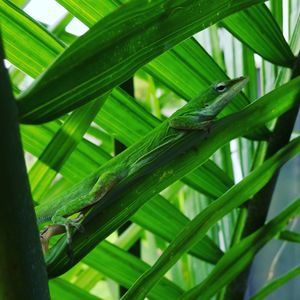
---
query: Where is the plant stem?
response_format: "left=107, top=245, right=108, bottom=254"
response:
left=0, top=36, right=50, bottom=299
left=224, top=52, right=300, bottom=300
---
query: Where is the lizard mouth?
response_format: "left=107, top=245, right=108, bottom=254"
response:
left=225, top=76, right=249, bottom=90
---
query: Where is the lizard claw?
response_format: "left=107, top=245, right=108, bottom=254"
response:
left=68, top=218, right=84, bottom=232
left=49, top=214, right=85, bottom=254
left=69, top=214, right=85, bottom=233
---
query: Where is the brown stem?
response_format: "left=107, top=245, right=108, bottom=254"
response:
left=224, top=53, right=300, bottom=300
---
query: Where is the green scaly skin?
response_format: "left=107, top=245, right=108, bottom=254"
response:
left=36, top=76, right=248, bottom=251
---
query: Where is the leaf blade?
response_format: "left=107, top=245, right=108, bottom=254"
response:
left=17, top=0, right=267, bottom=123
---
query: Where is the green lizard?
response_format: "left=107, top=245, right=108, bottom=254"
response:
left=36, top=76, right=248, bottom=252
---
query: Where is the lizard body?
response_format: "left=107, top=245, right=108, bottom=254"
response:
left=35, top=77, right=248, bottom=251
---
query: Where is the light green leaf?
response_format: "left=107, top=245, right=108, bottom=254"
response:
left=0, top=0, right=63, bottom=77
left=222, top=4, right=295, bottom=67
left=29, top=98, right=106, bottom=201
left=83, top=241, right=184, bottom=300
left=50, top=278, right=102, bottom=300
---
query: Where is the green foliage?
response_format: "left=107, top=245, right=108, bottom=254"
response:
left=1, top=0, right=300, bottom=299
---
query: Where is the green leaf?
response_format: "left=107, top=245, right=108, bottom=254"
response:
left=2, top=0, right=268, bottom=140
left=133, top=195, right=224, bottom=264
left=0, top=0, right=63, bottom=77
left=0, top=1, right=258, bottom=194
left=57, top=0, right=118, bottom=24
left=50, top=278, right=102, bottom=300
left=222, top=4, right=295, bottom=67
left=249, top=265, right=300, bottom=300
left=59, top=0, right=262, bottom=123
left=242, top=46, right=257, bottom=100
left=181, top=197, right=300, bottom=300
left=278, top=230, right=300, bottom=243
left=17, top=0, right=267, bottom=123
left=29, top=98, right=106, bottom=201
left=83, top=241, right=184, bottom=300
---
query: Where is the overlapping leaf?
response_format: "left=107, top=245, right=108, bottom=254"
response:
left=83, top=241, right=184, bottom=300
left=16, top=0, right=268, bottom=123
left=180, top=196, right=300, bottom=300
left=122, top=137, right=300, bottom=299
left=222, top=4, right=295, bottom=66
left=3, top=1, right=236, bottom=198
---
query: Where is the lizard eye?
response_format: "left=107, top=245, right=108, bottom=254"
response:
left=215, top=82, right=227, bottom=93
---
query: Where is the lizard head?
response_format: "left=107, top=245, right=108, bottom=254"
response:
left=213, top=76, right=249, bottom=94
left=201, top=76, right=249, bottom=115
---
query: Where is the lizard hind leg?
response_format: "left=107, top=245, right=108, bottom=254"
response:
left=49, top=171, right=125, bottom=252
left=40, top=224, right=66, bottom=254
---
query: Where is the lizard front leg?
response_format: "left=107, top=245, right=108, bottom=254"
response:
left=169, top=115, right=214, bottom=130
left=39, top=212, right=86, bottom=253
